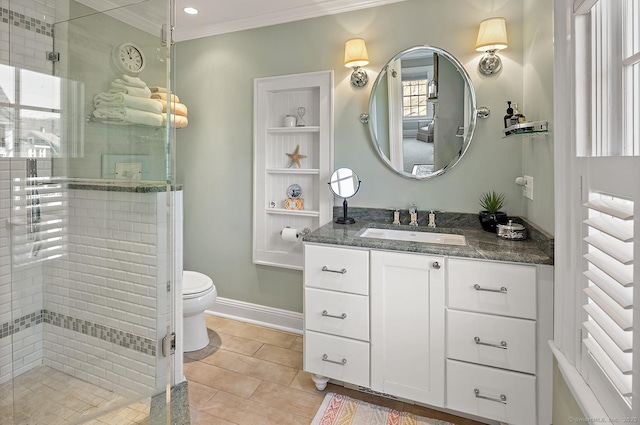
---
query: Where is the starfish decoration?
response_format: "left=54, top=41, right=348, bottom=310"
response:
left=286, top=145, right=307, bottom=168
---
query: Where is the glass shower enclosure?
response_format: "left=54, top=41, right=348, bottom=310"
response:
left=0, top=0, right=180, bottom=423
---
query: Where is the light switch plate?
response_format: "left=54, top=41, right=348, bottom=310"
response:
left=524, top=175, right=534, bottom=200
left=115, top=162, right=142, bottom=180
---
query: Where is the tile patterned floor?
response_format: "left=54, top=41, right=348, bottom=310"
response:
left=1, top=315, right=487, bottom=425
left=185, top=315, right=486, bottom=425
left=0, top=366, right=150, bottom=425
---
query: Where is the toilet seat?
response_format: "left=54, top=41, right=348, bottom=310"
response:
left=183, top=271, right=214, bottom=299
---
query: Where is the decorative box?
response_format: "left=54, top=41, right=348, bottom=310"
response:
left=284, top=198, right=304, bottom=210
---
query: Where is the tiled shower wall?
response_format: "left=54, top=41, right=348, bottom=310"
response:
left=0, top=0, right=55, bottom=74
left=0, top=158, right=52, bottom=383
left=1, top=174, right=178, bottom=395
left=0, top=0, right=55, bottom=385
left=1, top=0, right=182, bottom=397
left=42, top=188, right=170, bottom=397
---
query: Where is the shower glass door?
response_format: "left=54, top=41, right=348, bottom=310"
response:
left=1, top=0, right=178, bottom=423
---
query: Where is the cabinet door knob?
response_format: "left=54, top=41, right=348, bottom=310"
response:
left=432, top=261, right=441, bottom=269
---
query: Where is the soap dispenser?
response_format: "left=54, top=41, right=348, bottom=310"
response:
left=504, top=101, right=513, bottom=128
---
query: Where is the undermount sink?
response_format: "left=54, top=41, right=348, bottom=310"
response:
left=359, top=228, right=467, bottom=246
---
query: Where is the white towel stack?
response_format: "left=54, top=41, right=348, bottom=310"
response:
left=93, top=75, right=163, bottom=126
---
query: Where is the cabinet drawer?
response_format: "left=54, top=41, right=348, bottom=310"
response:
left=446, top=310, right=536, bottom=374
left=304, top=244, right=369, bottom=295
left=446, top=360, right=536, bottom=425
left=305, top=288, right=369, bottom=341
left=304, top=331, right=369, bottom=388
left=447, top=258, right=537, bottom=319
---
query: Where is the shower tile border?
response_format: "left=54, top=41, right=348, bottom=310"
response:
left=1, top=309, right=156, bottom=357
left=0, top=310, right=43, bottom=338
left=0, top=8, right=53, bottom=37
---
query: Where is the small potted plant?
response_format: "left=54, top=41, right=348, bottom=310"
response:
left=478, top=191, right=508, bottom=233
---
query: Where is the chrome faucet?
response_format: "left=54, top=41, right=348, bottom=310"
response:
left=409, top=203, right=418, bottom=226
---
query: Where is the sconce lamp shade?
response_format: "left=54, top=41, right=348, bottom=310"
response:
left=344, top=38, right=369, bottom=68
left=475, top=17, right=508, bottom=52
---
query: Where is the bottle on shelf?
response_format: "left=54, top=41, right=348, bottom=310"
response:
left=428, top=78, right=438, bottom=100
left=504, top=101, right=513, bottom=128
left=510, top=103, right=526, bottom=126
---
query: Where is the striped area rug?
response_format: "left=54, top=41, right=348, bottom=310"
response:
left=311, top=392, right=455, bottom=425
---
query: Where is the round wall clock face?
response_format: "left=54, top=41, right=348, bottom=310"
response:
left=112, top=42, right=145, bottom=74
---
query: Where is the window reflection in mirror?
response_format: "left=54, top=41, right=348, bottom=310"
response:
left=368, top=46, right=476, bottom=180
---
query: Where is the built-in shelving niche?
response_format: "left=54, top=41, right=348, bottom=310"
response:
left=253, top=71, right=334, bottom=270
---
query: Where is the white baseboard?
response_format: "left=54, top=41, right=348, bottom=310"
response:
left=205, top=297, right=303, bottom=335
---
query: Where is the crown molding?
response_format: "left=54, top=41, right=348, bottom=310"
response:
left=75, top=0, right=162, bottom=37
left=75, top=0, right=406, bottom=42
left=173, top=0, right=407, bottom=42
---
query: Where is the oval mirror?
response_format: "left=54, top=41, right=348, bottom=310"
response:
left=329, top=168, right=361, bottom=224
left=368, top=46, right=477, bottom=179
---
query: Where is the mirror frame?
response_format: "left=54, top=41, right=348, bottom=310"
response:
left=329, top=167, right=361, bottom=199
left=367, top=45, right=477, bottom=180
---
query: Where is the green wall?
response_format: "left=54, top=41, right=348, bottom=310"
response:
left=175, top=0, right=550, bottom=313
left=523, top=0, right=555, bottom=234
left=553, top=359, right=587, bottom=424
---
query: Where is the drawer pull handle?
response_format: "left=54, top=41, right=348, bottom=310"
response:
left=473, top=284, right=508, bottom=294
left=322, top=354, right=347, bottom=365
left=322, top=266, right=347, bottom=274
left=322, top=310, right=347, bottom=319
left=474, top=336, right=507, bottom=349
left=432, top=261, right=441, bottom=269
left=474, top=388, right=507, bottom=404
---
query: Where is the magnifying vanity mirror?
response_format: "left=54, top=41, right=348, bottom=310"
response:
left=329, top=168, right=361, bottom=224
left=368, top=45, right=477, bottom=179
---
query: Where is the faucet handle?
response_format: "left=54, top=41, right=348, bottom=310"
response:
left=392, top=209, right=401, bottom=225
left=409, top=204, right=418, bottom=227
left=428, top=210, right=436, bottom=228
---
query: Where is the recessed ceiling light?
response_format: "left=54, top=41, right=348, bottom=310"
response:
left=183, top=7, right=198, bottom=15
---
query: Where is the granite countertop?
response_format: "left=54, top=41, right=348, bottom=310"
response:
left=60, top=179, right=182, bottom=193
left=302, top=208, right=554, bottom=265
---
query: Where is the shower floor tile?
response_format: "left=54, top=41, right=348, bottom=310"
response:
left=0, top=366, right=150, bottom=425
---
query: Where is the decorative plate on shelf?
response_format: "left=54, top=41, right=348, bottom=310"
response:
left=286, top=184, right=302, bottom=199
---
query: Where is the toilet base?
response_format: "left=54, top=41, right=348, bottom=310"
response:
left=183, top=311, right=210, bottom=352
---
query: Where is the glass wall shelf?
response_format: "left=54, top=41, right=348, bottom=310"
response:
left=503, top=120, right=549, bottom=137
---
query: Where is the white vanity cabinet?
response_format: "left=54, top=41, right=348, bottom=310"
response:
left=303, top=244, right=371, bottom=390
left=303, top=243, right=553, bottom=425
left=445, top=257, right=553, bottom=425
left=370, top=250, right=445, bottom=407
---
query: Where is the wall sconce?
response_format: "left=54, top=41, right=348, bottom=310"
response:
left=475, top=17, right=508, bottom=75
left=344, top=38, right=369, bottom=87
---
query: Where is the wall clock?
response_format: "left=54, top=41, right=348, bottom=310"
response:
left=111, top=42, right=145, bottom=75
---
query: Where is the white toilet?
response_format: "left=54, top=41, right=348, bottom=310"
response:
left=182, top=271, right=217, bottom=352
